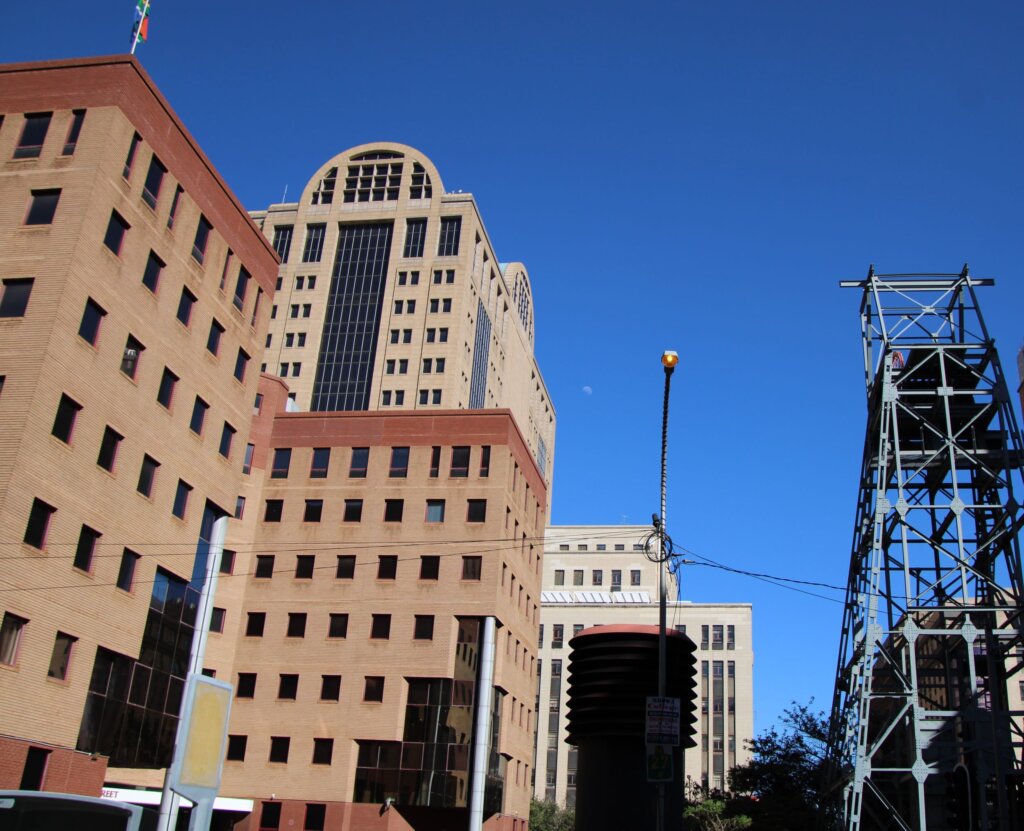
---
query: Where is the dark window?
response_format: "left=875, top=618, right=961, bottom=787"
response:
left=51, top=393, right=81, bottom=443
left=263, top=500, right=283, bottom=523
left=73, top=525, right=101, bottom=572
left=350, top=447, right=369, bottom=477
left=220, top=549, right=236, bottom=574
left=233, top=348, right=249, bottom=382
left=271, top=448, right=291, bottom=478
left=404, top=218, right=427, bottom=257
left=117, top=549, right=140, bottom=591
left=192, top=215, right=212, bottom=263
left=321, top=675, right=341, bottom=700
left=425, top=500, right=445, bottom=523
left=47, top=632, right=76, bottom=680
left=467, top=499, right=487, bottom=522
left=157, top=368, right=178, bottom=409
left=25, top=189, right=60, bottom=225
left=172, top=479, right=192, bottom=519
left=226, top=735, right=247, bottom=761
left=219, top=423, right=236, bottom=458
left=269, top=737, right=290, bottom=763
left=430, top=446, right=441, bottom=477
left=120, top=335, right=144, bottom=379
left=303, top=499, right=323, bottom=522
left=296, top=555, right=315, bottom=579
left=123, top=132, right=141, bottom=178
left=414, top=615, right=435, bottom=640
left=310, top=448, right=330, bottom=478
left=302, top=224, right=326, bottom=262
left=0, top=278, right=33, bottom=317
left=23, top=498, right=55, bottom=549
left=209, top=608, right=225, bottom=633
left=451, top=446, right=470, bottom=477
left=233, top=267, right=250, bottom=311
left=103, top=210, right=129, bottom=255
left=336, top=555, right=356, bottom=579
left=480, top=446, right=490, bottom=477
left=176, top=288, right=196, bottom=327
left=15, top=113, right=52, bottom=158
left=389, top=447, right=409, bottom=477
left=384, top=499, right=403, bottom=522
left=137, top=455, right=159, bottom=496
left=273, top=225, right=293, bottom=262
left=377, top=555, right=397, bottom=580
left=438, top=216, right=462, bottom=256
left=462, top=556, right=482, bottom=580
left=167, top=185, right=183, bottom=229
left=142, top=156, right=167, bottom=208
left=343, top=499, right=363, bottom=522
left=62, top=109, right=86, bottom=155
left=305, top=803, right=327, bottom=831
left=260, top=802, right=280, bottom=830
left=328, top=613, right=349, bottom=638
left=312, top=739, right=333, bottom=766
left=96, top=425, right=122, bottom=470
left=141, top=251, right=164, bottom=293
left=420, top=555, right=440, bottom=580
left=278, top=674, right=298, bottom=699
left=363, top=676, right=384, bottom=702
left=189, top=396, right=209, bottom=435
left=206, top=319, right=224, bottom=355
left=287, top=613, right=307, bottom=637
left=78, top=298, right=106, bottom=345
left=20, top=746, right=50, bottom=790
left=0, top=612, right=28, bottom=665
left=245, top=614, right=265, bottom=637
left=370, top=614, right=391, bottom=639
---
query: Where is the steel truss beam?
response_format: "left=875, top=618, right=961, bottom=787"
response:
left=825, top=267, right=1024, bottom=830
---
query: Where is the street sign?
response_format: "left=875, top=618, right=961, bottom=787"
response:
left=646, top=696, right=680, bottom=746
left=646, top=744, right=674, bottom=783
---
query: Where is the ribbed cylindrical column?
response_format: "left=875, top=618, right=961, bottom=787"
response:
left=567, top=624, right=697, bottom=831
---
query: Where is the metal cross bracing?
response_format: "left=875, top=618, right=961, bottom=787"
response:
left=824, top=266, right=1024, bottom=831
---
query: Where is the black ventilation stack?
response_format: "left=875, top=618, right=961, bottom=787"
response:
left=566, top=624, right=698, bottom=831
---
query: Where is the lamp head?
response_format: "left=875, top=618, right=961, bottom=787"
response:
left=661, top=350, right=679, bottom=371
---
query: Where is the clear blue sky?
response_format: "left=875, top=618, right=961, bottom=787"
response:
left=4, top=1, right=1023, bottom=733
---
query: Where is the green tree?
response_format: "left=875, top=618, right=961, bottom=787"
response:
left=727, top=701, right=828, bottom=831
left=683, top=798, right=752, bottom=831
left=529, top=797, right=575, bottom=831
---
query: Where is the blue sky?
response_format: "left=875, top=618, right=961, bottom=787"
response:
left=4, top=1, right=1023, bottom=732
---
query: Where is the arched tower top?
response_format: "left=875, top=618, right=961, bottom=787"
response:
left=300, top=142, right=445, bottom=207
left=504, top=262, right=534, bottom=347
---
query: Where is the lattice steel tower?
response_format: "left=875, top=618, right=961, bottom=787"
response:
left=825, top=267, right=1024, bottom=830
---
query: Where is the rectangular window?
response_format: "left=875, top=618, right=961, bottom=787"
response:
left=123, top=132, right=141, bottom=178
left=172, top=479, right=192, bottom=519
left=404, top=218, right=427, bottom=257
left=137, top=455, right=159, bottom=497
left=120, top=335, right=144, bottom=379
left=425, top=499, right=445, bottom=523
left=234, top=496, right=246, bottom=518
left=78, top=298, right=106, bottom=345
left=0, top=278, right=33, bottom=318
left=157, top=368, right=178, bottom=409
left=233, top=266, right=250, bottom=311
left=303, top=499, right=323, bottom=522
left=271, top=448, right=292, bottom=478
left=467, top=499, right=487, bottom=523
left=302, top=224, right=326, bottom=262
left=142, top=155, right=167, bottom=208
left=592, top=570, right=603, bottom=586
left=14, top=112, right=51, bottom=159
left=712, top=625, right=724, bottom=649
left=26, top=188, right=60, bottom=225
left=727, top=625, right=735, bottom=649
left=430, top=446, right=441, bottom=478
left=480, top=446, right=491, bottom=477
left=336, top=555, right=356, bottom=579
left=343, top=499, right=363, bottom=522
left=552, top=625, right=564, bottom=649
left=451, top=446, right=470, bottom=477
left=389, top=447, right=409, bottom=477
left=0, top=613, right=28, bottom=665
left=226, top=735, right=247, bottom=762
left=290, top=554, right=315, bottom=580
left=221, top=549, right=236, bottom=574
left=363, top=676, right=384, bottom=702
left=321, top=675, right=341, bottom=701
left=167, top=185, right=183, bottom=229
left=554, top=570, right=564, bottom=586
left=116, top=549, right=140, bottom=591
left=573, top=570, right=584, bottom=586
left=377, top=555, right=397, bottom=580
left=47, top=632, right=76, bottom=680
left=245, top=614, right=265, bottom=638
left=51, top=393, right=81, bottom=443
left=237, top=672, right=258, bottom=697
left=96, top=425, right=122, bottom=470
left=287, top=613, right=307, bottom=637
left=175, top=288, right=196, bottom=329
left=384, top=499, right=404, bottom=522
left=310, top=447, right=330, bottom=478
left=611, top=570, right=622, bottom=591
left=414, top=615, right=434, bottom=640
left=141, top=251, right=164, bottom=293
left=370, top=614, right=391, bottom=639
left=63, top=110, right=86, bottom=155
left=462, top=556, right=482, bottom=580
left=631, top=569, right=642, bottom=586
left=192, top=215, right=212, bottom=263
left=103, top=210, right=129, bottom=255
left=269, top=737, right=290, bottom=764
left=438, top=216, right=462, bottom=256
left=73, top=525, right=101, bottom=572
left=312, top=739, right=333, bottom=767
left=206, top=319, right=224, bottom=355
left=273, top=225, right=293, bottom=262
left=263, top=500, right=283, bottom=522
left=328, top=613, right=349, bottom=638
left=219, top=423, right=236, bottom=458
left=209, top=607, right=225, bottom=633
left=420, top=555, right=440, bottom=580
left=232, top=348, right=250, bottom=383
left=277, top=675, right=299, bottom=701
left=189, top=396, right=209, bottom=435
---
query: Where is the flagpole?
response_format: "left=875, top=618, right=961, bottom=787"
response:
left=130, top=0, right=151, bottom=55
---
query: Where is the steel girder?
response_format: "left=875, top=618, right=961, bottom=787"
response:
left=825, top=268, right=1024, bottom=831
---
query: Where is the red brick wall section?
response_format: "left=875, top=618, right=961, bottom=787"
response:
left=0, top=735, right=106, bottom=794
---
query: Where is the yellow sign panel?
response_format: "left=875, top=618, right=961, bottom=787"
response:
left=180, top=682, right=231, bottom=790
